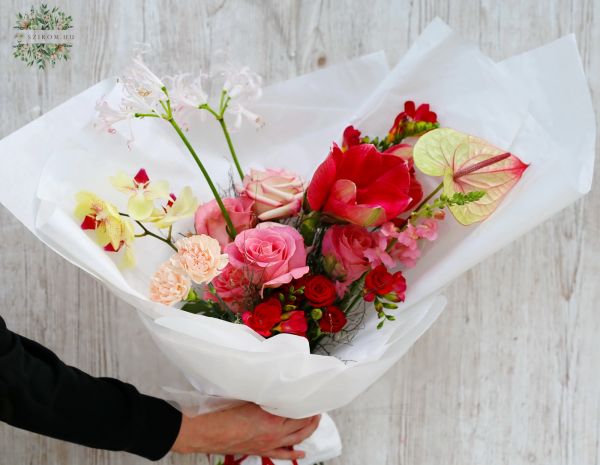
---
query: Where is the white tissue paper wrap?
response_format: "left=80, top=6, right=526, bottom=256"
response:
left=0, top=19, right=594, bottom=464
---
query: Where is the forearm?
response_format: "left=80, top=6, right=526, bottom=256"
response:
left=0, top=316, right=181, bottom=460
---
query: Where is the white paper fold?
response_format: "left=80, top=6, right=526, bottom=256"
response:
left=0, top=19, right=594, bottom=463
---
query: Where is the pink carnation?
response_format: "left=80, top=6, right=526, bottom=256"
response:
left=225, top=222, right=309, bottom=294
left=149, top=262, right=191, bottom=306
left=195, top=197, right=256, bottom=249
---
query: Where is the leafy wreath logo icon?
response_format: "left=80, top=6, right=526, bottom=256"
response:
left=13, top=4, right=73, bottom=69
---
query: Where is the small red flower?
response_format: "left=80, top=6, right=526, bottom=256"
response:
left=242, top=297, right=282, bottom=337
left=342, top=125, right=361, bottom=151
left=304, top=275, right=337, bottom=307
left=388, top=101, right=438, bottom=141
left=319, top=306, right=347, bottom=333
left=279, top=311, right=308, bottom=337
left=364, top=265, right=407, bottom=302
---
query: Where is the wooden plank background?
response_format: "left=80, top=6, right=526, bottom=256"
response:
left=0, top=1, right=598, bottom=464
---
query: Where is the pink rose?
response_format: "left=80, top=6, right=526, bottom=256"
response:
left=225, top=222, right=309, bottom=293
left=195, top=197, right=256, bottom=249
left=322, top=224, right=374, bottom=283
left=240, top=168, right=304, bottom=221
left=205, top=263, right=250, bottom=312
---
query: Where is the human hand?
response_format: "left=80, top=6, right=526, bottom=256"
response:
left=171, top=403, right=321, bottom=460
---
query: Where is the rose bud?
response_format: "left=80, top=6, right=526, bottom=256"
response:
left=240, top=168, right=305, bottom=221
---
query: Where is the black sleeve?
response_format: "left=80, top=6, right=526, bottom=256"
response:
left=0, top=315, right=182, bottom=461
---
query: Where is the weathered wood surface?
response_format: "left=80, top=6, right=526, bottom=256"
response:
left=0, top=1, right=598, bottom=464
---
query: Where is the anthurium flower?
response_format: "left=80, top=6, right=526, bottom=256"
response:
left=110, top=168, right=170, bottom=221
left=413, top=128, right=529, bottom=225
left=74, top=191, right=136, bottom=266
left=151, top=186, right=198, bottom=229
left=306, top=143, right=414, bottom=227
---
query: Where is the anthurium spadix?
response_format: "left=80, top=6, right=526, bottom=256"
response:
left=413, top=128, right=529, bottom=225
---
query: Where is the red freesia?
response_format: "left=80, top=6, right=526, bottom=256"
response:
left=342, top=125, right=361, bottom=151
left=241, top=297, right=282, bottom=337
left=278, top=311, right=308, bottom=337
left=319, top=306, right=347, bottom=333
left=307, top=143, right=414, bottom=227
left=304, top=275, right=337, bottom=307
left=364, top=265, right=407, bottom=302
left=388, top=101, right=438, bottom=141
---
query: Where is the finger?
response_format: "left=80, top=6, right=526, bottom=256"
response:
left=281, top=415, right=315, bottom=434
left=261, top=447, right=306, bottom=460
left=279, top=415, right=320, bottom=447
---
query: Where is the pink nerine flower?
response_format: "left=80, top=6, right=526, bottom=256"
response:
left=195, top=197, right=256, bottom=249
left=240, top=168, right=304, bottom=220
left=149, top=262, right=191, bottom=306
left=206, top=263, right=250, bottom=312
left=322, top=225, right=373, bottom=283
left=225, top=222, right=309, bottom=293
left=171, top=235, right=228, bottom=284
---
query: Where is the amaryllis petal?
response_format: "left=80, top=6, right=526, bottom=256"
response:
left=327, top=180, right=386, bottom=226
left=384, top=143, right=413, bottom=160
left=306, top=144, right=343, bottom=210
left=413, top=128, right=528, bottom=225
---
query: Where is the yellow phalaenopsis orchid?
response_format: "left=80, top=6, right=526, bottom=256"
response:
left=151, top=186, right=198, bottom=229
left=74, top=191, right=136, bottom=267
left=110, top=168, right=170, bottom=221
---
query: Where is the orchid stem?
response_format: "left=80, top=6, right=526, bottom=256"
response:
left=167, top=117, right=237, bottom=240
left=120, top=213, right=178, bottom=252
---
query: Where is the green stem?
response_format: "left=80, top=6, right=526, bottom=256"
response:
left=345, top=292, right=364, bottom=314
left=217, top=115, right=244, bottom=180
left=344, top=272, right=368, bottom=313
left=134, top=112, right=159, bottom=118
left=167, top=117, right=237, bottom=239
left=198, top=100, right=245, bottom=181
left=413, top=181, right=443, bottom=213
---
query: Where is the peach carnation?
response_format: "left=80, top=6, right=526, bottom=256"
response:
left=171, top=234, right=228, bottom=284
left=149, top=262, right=191, bottom=306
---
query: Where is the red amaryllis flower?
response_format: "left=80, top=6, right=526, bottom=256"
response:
left=319, top=306, right=347, bottom=333
left=242, top=297, right=282, bottom=337
left=364, top=265, right=407, bottom=302
left=307, top=143, right=413, bottom=227
left=383, top=144, right=423, bottom=211
left=278, top=311, right=308, bottom=337
left=304, top=275, right=337, bottom=307
left=342, top=125, right=361, bottom=151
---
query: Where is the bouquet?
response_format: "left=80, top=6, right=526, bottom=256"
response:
left=0, top=19, right=594, bottom=465
left=84, top=71, right=527, bottom=348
